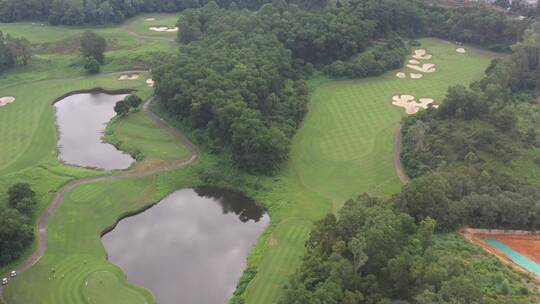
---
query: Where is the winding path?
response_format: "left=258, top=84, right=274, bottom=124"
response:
left=0, top=97, right=199, bottom=301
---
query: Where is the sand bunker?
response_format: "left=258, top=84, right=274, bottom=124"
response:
left=392, top=95, right=436, bottom=115
left=410, top=73, right=423, bottom=79
left=149, top=26, right=178, bottom=32
left=409, top=59, right=420, bottom=64
left=118, top=74, right=140, bottom=81
left=396, top=72, right=406, bottom=79
left=412, top=49, right=432, bottom=60
left=407, top=63, right=436, bottom=73
left=0, top=96, right=15, bottom=107
left=144, top=18, right=156, bottom=22
left=456, top=48, right=467, bottom=54
left=146, top=79, right=155, bottom=87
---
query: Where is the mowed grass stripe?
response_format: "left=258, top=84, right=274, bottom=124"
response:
left=249, top=222, right=311, bottom=304
left=245, top=38, right=496, bottom=303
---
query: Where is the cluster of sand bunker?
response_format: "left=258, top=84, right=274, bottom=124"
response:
left=412, top=49, right=432, bottom=60
left=0, top=96, right=15, bottom=107
left=456, top=47, right=467, bottom=54
left=396, top=49, right=436, bottom=79
left=144, top=18, right=156, bottom=22
left=407, top=63, right=436, bottom=73
left=146, top=79, right=155, bottom=87
left=392, top=95, right=438, bottom=115
left=119, top=74, right=140, bottom=81
left=149, top=26, right=178, bottom=32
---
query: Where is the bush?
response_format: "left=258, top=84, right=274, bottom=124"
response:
left=83, top=56, right=100, bottom=74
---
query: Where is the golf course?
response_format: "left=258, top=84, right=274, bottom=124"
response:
left=2, top=4, right=537, bottom=304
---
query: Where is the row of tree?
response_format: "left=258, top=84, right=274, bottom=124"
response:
left=0, top=0, right=321, bottom=25
left=0, top=31, right=31, bottom=73
left=0, top=183, right=36, bottom=265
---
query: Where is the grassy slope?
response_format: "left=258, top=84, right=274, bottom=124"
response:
left=106, top=111, right=190, bottom=163
left=244, top=38, right=497, bottom=304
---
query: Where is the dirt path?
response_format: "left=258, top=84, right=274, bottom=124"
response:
left=394, top=125, right=411, bottom=185
left=0, top=97, right=199, bottom=301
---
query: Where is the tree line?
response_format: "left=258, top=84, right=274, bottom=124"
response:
left=0, top=31, right=31, bottom=73
left=0, top=183, right=36, bottom=265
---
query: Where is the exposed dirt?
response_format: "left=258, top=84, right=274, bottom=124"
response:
left=461, top=228, right=540, bottom=281
left=0, top=97, right=15, bottom=107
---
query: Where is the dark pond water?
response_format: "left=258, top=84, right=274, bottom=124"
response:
left=101, top=187, right=270, bottom=304
left=54, top=93, right=134, bottom=170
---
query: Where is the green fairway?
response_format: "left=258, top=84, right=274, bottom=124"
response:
left=244, top=38, right=497, bottom=304
left=106, top=111, right=190, bottom=163
left=0, top=20, right=497, bottom=304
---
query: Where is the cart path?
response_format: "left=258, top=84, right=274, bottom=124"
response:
left=394, top=125, right=411, bottom=185
left=0, top=97, right=199, bottom=301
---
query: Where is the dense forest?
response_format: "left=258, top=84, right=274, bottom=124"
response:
left=0, top=31, right=31, bottom=73
left=151, top=0, right=531, bottom=174
left=400, top=22, right=540, bottom=231
left=279, top=195, right=535, bottom=304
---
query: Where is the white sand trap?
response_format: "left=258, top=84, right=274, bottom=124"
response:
left=144, top=18, right=156, bottom=22
left=149, top=26, right=178, bottom=32
left=410, top=73, right=423, bottom=79
left=409, top=59, right=420, bottom=64
left=392, top=95, right=436, bottom=115
left=396, top=72, right=406, bottom=79
left=146, top=78, right=155, bottom=87
left=118, top=74, right=140, bottom=81
left=407, top=63, right=436, bottom=73
left=456, top=48, right=467, bottom=54
left=412, top=49, right=433, bottom=60
left=0, top=96, right=15, bottom=107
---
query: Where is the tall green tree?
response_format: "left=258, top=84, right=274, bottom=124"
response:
left=81, top=30, right=106, bottom=63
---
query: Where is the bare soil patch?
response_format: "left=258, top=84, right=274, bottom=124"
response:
left=407, top=63, right=436, bottom=73
left=412, top=49, right=433, bottom=60
left=0, top=96, right=15, bottom=107
left=149, top=26, right=178, bottom=32
left=118, top=74, right=140, bottom=81
left=392, top=95, right=437, bottom=114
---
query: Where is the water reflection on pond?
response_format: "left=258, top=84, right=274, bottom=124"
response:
left=54, top=92, right=134, bottom=170
left=102, top=187, right=270, bottom=304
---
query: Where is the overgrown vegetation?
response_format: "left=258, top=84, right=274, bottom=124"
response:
left=400, top=23, right=540, bottom=231
left=279, top=195, right=537, bottom=304
left=0, top=30, right=31, bottom=73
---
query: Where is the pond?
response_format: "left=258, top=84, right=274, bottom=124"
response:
left=101, top=187, right=270, bottom=304
left=54, top=92, right=134, bottom=170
